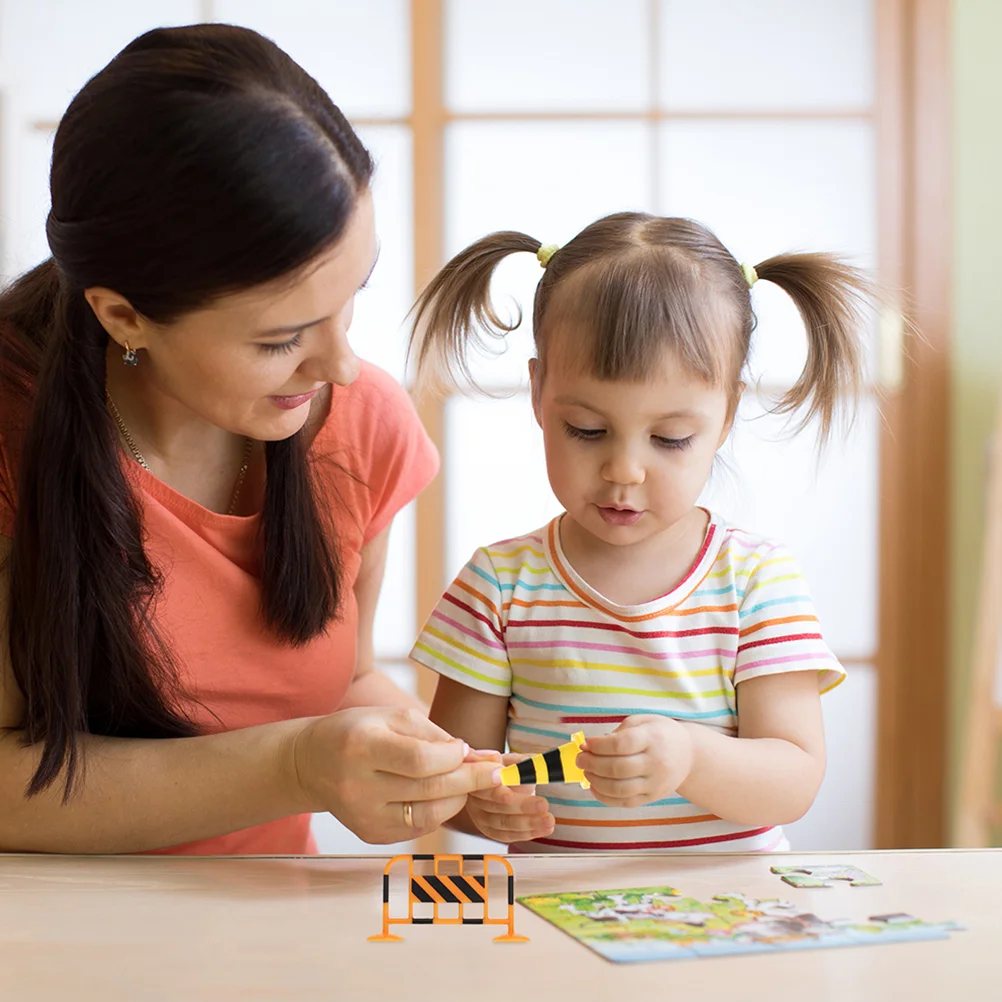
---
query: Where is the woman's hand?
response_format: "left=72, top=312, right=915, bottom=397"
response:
left=465, top=752, right=554, bottom=844
left=290, top=706, right=501, bottom=843
left=577, top=715, right=695, bottom=807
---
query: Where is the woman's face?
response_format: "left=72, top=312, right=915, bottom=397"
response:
left=105, top=188, right=378, bottom=442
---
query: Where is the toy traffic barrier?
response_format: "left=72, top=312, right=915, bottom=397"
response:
left=368, top=853, right=529, bottom=944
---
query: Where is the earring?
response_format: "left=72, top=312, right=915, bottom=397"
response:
left=122, top=341, right=139, bottom=367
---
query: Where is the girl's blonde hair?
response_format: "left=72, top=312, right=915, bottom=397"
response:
left=410, top=212, right=871, bottom=443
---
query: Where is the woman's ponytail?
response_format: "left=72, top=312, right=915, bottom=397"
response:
left=8, top=276, right=196, bottom=797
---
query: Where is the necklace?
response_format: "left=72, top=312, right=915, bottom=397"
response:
left=106, top=392, right=253, bottom=516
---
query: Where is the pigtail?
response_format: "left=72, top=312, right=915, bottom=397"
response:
left=409, top=231, right=542, bottom=395
left=753, top=253, right=870, bottom=445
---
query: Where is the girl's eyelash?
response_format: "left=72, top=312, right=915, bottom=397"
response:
left=653, top=435, right=693, bottom=451
left=564, top=423, right=693, bottom=452
left=260, top=331, right=304, bottom=355
left=564, top=423, right=604, bottom=441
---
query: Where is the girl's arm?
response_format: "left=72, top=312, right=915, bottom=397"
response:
left=339, top=525, right=425, bottom=712
left=0, top=535, right=499, bottom=853
left=679, top=671, right=826, bottom=824
left=579, top=671, right=826, bottom=826
left=429, top=676, right=508, bottom=835
left=429, top=675, right=556, bottom=843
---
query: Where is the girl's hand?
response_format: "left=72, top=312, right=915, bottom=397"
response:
left=465, top=752, right=555, bottom=844
left=577, top=715, right=695, bottom=807
left=291, top=706, right=502, bottom=843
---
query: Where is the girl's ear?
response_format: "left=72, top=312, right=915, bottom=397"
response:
left=529, top=358, right=543, bottom=426
left=719, top=382, right=744, bottom=448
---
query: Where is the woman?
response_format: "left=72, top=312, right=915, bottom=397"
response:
left=0, top=23, right=499, bottom=854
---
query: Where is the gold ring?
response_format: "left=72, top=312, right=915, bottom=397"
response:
left=402, top=802, right=414, bottom=828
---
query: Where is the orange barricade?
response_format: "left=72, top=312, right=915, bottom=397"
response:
left=368, top=853, right=529, bottom=943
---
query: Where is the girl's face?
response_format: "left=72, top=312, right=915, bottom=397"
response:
left=97, top=189, right=377, bottom=442
left=531, top=333, right=734, bottom=551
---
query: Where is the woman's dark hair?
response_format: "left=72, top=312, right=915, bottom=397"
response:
left=0, top=24, right=373, bottom=796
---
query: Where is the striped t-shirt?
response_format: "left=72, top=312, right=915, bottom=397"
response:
left=411, top=513, right=844, bottom=853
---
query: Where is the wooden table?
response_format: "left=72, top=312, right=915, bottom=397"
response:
left=1, top=849, right=996, bottom=1000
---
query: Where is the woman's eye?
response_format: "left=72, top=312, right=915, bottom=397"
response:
left=563, top=423, right=604, bottom=441
left=653, top=434, right=694, bottom=451
left=260, top=331, right=304, bottom=355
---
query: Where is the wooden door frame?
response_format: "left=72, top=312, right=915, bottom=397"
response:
left=875, top=0, right=952, bottom=848
left=410, top=0, right=447, bottom=706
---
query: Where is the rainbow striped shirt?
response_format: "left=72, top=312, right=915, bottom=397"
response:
left=411, top=514, right=844, bottom=853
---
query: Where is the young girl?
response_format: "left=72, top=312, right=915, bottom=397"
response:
left=409, top=212, right=869, bottom=853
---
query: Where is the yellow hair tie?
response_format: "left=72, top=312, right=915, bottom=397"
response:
left=740, top=262, right=758, bottom=289
left=537, top=243, right=560, bottom=268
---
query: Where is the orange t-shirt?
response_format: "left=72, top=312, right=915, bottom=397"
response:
left=0, top=361, right=439, bottom=854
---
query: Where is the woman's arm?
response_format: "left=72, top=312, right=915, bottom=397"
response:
left=579, top=671, right=827, bottom=826
left=0, top=534, right=302, bottom=851
left=339, top=525, right=425, bottom=712
left=0, top=535, right=499, bottom=853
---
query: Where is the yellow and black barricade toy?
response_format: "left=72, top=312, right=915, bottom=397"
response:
left=368, top=854, right=528, bottom=943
